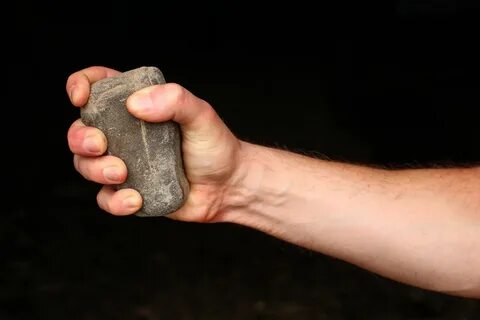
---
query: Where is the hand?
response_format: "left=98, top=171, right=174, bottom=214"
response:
left=66, top=66, right=244, bottom=222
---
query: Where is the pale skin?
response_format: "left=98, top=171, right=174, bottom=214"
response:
left=66, top=66, right=480, bottom=299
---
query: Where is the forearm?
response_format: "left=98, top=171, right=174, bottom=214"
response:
left=221, top=142, right=480, bottom=298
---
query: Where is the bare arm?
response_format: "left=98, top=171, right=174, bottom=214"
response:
left=67, top=66, right=480, bottom=299
left=222, top=143, right=480, bottom=298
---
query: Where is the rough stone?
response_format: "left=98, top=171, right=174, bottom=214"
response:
left=81, top=66, right=189, bottom=217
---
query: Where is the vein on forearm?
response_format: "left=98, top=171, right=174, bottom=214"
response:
left=223, top=142, right=480, bottom=297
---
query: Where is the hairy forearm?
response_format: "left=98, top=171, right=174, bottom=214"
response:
left=221, top=142, right=480, bottom=298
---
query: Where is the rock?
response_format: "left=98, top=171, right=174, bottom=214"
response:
left=81, top=66, right=189, bottom=217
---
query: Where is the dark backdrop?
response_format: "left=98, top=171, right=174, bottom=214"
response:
left=5, top=1, right=480, bottom=319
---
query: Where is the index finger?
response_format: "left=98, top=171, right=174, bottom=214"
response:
left=66, top=66, right=121, bottom=107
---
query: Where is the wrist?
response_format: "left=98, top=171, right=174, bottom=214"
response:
left=218, top=141, right=291, bottom=229
left=217, top=140, right=260, bottom=223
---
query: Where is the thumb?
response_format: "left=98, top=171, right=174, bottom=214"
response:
left=126, top=83, right=226, bottom=142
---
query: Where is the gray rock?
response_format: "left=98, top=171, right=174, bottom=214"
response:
left=81, top=66, right=189, bottom=217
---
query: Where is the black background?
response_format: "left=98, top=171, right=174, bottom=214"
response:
left=5, top=1, right=480, bottom=319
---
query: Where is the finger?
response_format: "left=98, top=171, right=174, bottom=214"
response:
left=73, top=154, right=127, bottom=184
left=126, top=83, right=228, bottom=138
left=67, top=119, right=107, bottom=156
left=66, top=66, right=121, bottom=107
left=165, top=187, right=218, bottom=223
left=166, top=200, right=215, bottom=223
left=97, top=186, right=143, bottom=216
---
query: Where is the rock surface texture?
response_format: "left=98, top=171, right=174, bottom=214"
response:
left=81, top=67, right=189, bottom=217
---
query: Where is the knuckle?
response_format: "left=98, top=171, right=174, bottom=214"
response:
left=201, top=103, right=217, bottom=122
left=66, top=73, right=75, bottom=86
left=167, top=83, right=188, bottom=105
left=73, top=155, right=79, bottom=171
left=67, top=124, right=79, bottom=142
left=97, top=192, right=109, bottom=212
left=67, top=136, right=76, bottom=153
left=76, top=157, right=93, bottom=181
left=89, top=65, right=104, bottom=72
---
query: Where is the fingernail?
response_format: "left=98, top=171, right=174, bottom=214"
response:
left=83, top=135, right=101, bottom=153
left=123, top=196, right=141, bottom=210
left=70, top=85, right=78, bottom=103
left=128, top=90, right=153, bottom=114
left=103, top=166, right=121, bottom=182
